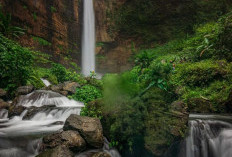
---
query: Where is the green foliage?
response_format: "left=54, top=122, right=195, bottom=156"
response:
left=170, top=60, right=227, bottom=87
left=33, top=12, right=37, bottom=21
left=0, top=8, right=25, bottom=38
left=50, top=63, right=67, bottom=83
left=50, top=63, right=85, bottom=84
left=50, top=6, right=57, bottom=13
left=32, top=36, right=52, bottom=46
left=0, top=34, right=33, bottom=91
left=111, top=0, right=231, bottom=43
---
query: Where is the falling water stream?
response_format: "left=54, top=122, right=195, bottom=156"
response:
left=82, top=0, right=95, bottom=76
left=179, top=114, right=232, bottom=157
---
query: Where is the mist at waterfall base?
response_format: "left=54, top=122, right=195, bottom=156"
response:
left=82, top=0, right=95, bottom=77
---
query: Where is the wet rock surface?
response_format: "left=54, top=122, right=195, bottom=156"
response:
left=42, top=130, right=86, bottom=152
left=0, top=99, right=10, bottom=110
left=8, top=105, right=26, bottom=117
left=38, top=115, right=106, bottom=157
left=64, top=114, right=104, bottom=148
left=16, top=85, right=34, bottom=95
left=63, top=81, right=80, bottom=94
left=37, top=145, right=73, bottom=157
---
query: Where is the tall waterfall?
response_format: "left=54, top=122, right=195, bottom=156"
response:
left=82, top=0, right=96, bottom=76
left=179, top=114, right=232, bottom=157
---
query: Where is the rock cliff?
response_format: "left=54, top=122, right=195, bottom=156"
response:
left=0, top=0, right=131, bottom=73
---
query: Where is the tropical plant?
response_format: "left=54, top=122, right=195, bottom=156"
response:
left=0, top=8, right=25, bottom=38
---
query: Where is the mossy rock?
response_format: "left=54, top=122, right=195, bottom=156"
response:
left=187, top=98, right=213, bottom=113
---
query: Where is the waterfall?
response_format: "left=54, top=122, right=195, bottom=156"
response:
left=180, top=114, right=232, bottom=157
left=82, top=0, right=96, bottom=76
left=0, top=90, right=83, bottom=156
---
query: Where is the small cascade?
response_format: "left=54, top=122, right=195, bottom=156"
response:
left=82, top=0, right=96, bottom=76
left=0, top=109, right=8, bottom=122
left=17, top=90, right=84, bottom=107
left=0, top=90, right=84, bottom=157
left=40, top=78, right=51, bottom=87
left=180, top=114, right=232, bottom=157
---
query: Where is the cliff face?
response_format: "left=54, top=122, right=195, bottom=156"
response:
left=0, top=0, right=81, bottom=65
left=0, top=0, right=131, bottom=73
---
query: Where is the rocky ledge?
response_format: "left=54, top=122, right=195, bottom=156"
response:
left=37, top=114, right=109, bottom=157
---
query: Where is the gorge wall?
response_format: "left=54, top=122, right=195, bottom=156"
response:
left=0, top=0, right=131, bottom=73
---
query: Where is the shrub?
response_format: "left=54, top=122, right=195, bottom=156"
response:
left=71, top=85, right=102, bottom=104
left=0, top=34, right=33, bottom=91
left=0, top=8, right=25, bottom=38
left=170, top=60, right=227, bottom=87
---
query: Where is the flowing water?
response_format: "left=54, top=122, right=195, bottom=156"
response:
left=179, top=114, right=232, bottom=157
left=0, top=90, right=84, bottom=157
left=82, top=0, right=95, bottom=76
left=0, top=90, right=120, bottom=157
left=40, top=78, right=51, bottom=87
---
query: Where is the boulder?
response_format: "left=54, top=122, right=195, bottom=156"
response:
left=42, top=130, right=86, bottom=152
left=63, top=82, right=80, bottom=94
left=170, top=101, right=187, bottom=114
left=60, top=91, right=68, bottom=96
left=0, top=88, right=7, bottom=98
left=8, top=106, right=26, bottom=117
left=64, top=115, right=104, bottom=148
left=36, top=145, right=73, bottom=157
left=0, top=99, right=10, bottom=110
left=91, top=152, right=111, bottom=157
left=50, top=84, right=63, bottom=93
left=16, top=86, right=34, bottom=95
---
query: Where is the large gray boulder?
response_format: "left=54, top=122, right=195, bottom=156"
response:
left=36, top=145, right=73, bottom=157
left=42, top=130, right=86, bottom=152
left=50, top=84, right=63, bottom=93
left=8, top=105, right=26, bottom=117
left=63, top=81, right=80, bottom=94
left=64, top=115, right=104, bottom=148
left=0, top=99, right=10, bottom=110
left=16, top=85, right=34, bottom=95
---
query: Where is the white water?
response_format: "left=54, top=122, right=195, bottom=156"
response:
left=82, top=0, right=96, bottom=76
left=180, top=114, right=232, bottom=157
left=17, top=90, right=84, bottom=107
left=0, top=90, right=83, bottom=156
left=40, top=78, right=51, bottom=87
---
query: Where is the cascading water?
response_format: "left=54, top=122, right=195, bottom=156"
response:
left=0, top=90, right=84, bottom=157
left=40, top=78, right=51, bottom=87
left=179, top=114, right=232, bottom=157
left=82, top=0, right=96, bottom=76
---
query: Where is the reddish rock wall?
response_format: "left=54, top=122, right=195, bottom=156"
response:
left=0, top=0, right=131, bottom=73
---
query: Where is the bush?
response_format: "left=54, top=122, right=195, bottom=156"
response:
left=71, top=85, right=102, bottom=104
left=170, top=60, right=227, bottom=87
left=0, top=34, right=33, bottom=92
left=50, top=63, right=87, bottom=85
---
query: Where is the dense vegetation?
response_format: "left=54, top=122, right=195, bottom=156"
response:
left=1, top=1, right=232, bottom=157
left=111, top=0, right=232, bottom=44
left=84, top=11, right=232, bottom=156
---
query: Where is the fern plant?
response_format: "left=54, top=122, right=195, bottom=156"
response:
left=0, top=8, right=25, bottom=38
